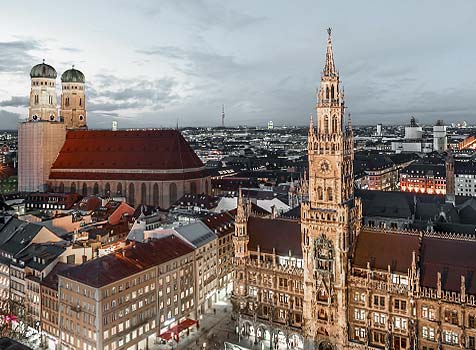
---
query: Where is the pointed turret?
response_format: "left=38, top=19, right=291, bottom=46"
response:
left=323, top=28, right=337, bottom=77
left=309, top=114, right=316, bottom=137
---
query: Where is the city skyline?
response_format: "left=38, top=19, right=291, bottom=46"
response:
left=1, top=0, right=476, bottom=129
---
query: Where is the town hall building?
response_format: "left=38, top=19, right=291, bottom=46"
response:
left=231, top=29, right=476, bottom=350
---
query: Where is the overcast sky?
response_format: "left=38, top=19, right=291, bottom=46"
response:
left=0, top=0, right=475, bottom=129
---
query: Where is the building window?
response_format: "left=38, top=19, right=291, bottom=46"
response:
left=129, top=183, right=135, bottom=206
left=394, top=299, right=407, bottom=313
left=373, top=295, right=385, bottom=308
left=354, top=308, right=365, bottom=321
left=443, top=330, right=458, bottom=345
left=444, top=310, right=459, bottom=325
left=469, top=314, right=475, bottom=328
left=354, top=327, right=366, bottom=341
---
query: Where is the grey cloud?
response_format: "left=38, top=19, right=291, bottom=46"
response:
left=0, top=109, right=21, bottom=129
left=0, top=96, right=29, bottom=107
left=61, top=47, right=82, bottom=53
left=0, top=40, right=40, bottom=73
left=87, top=75, right=179, bottom=114
left=137, top=46, right=245, bottom=79
left=135, top=0, right=264, bottom=31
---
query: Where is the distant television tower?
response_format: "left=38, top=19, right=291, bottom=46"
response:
left=221, top=104, right=225, bottom=127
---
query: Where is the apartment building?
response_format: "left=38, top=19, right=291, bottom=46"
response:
left=57, top=235, right=196, bottom=350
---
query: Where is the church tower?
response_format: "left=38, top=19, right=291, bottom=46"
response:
left=60, top=66, right=87, bottom=129
left=301, top=29, right=362, bottom=350
left=18, top=62, right=66, bottom=192
left=28, top=60, right=58, bottom=121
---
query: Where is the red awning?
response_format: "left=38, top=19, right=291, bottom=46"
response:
left=159, top=319, right=197, bottom=341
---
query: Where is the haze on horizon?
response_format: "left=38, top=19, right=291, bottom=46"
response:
left=0, top=0, right=475, bottom=129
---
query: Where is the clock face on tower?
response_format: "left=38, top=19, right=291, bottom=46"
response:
left=318, top=159, right=332, bottom=175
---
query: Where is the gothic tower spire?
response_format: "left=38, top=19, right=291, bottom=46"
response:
left=301, top=29, right=362, bottom=350
left=323, top=28, right=337, bottom=77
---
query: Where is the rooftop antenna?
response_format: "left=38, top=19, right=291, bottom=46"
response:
left=221, top=104, right=225, bottom=127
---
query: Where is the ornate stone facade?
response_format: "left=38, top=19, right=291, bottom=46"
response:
left=231, top=29, right=476, bottom=350
left=301, top=28, right=362, bottom=350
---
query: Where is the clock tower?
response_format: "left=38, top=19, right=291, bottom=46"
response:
left=301, top=29, right=362, bottom=350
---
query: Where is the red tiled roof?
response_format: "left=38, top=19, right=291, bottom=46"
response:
left=49, top=170, right=206, bottom=181
left=247, top=216, right=301, bottom=258
left=51, top=129, right=204, bottom=171
left=421, top=236, right=476, bottom=294
left=201, top=212, right=235, bottom=237
left=59, top=235, right=194, bottom=288
left=353, top=229, right=420, bottom=273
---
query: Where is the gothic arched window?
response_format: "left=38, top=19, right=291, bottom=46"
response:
left=82, top=182, right=87, bottom=196
left=324, top=116, right=329, bottom=134
left=169, top=183, right=177, bottom=205
left=93, top=183, right=99, bottom=195
left=128, top=183, right=135, bottom=206
left=117, top=182, right=123, bottom=195
left=327, top=187, right=333, bottom=201
left=332, top=115, right=338, bottom=133
left=59, top=182, right=64, bottom=193
left=104, top=183, right=111, bottom=196
left=317, top=186, right=323, bottom=201
left=141, top=183, right=147, bottom=204
left=153, top=183, right=159, bottom=207
left=326, top=86, right=329, bottom=99
left=331, top=85, right=335, bottom=99
left=190, top=181, right=197, bottom=195
left=70, top=182, right=76, bottom=194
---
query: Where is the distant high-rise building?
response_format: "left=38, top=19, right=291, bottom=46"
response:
left=376, top=123, right=382, bottom=136
left=267, top=120, right=274, bottom=129
left=433, top=119, right=447, bottom=152
left=221, top=104, right=225, bottom=127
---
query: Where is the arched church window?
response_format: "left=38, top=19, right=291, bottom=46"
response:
left=331, top=85, right=335, bottom=99
left=141, top=183, right=147, bottom=204
left=317, top=186, right=323, bottom=201
left=82, top=183, right=87, bottom=196
left=93, top=183, right=99, bottom=195
left=105, top=183, right=111, bottom=196
left=129, top=183, right=135, bottom=206
left=327, top=187, right=333, bottom=201
left=79, top=98, right=82, bottom=107
left=153, top=183, right=159, bottom=207
left=169, top=183, right=177, bottom=206
left=324, top=116, right=329, bottom=134
left=326, top=86, right=329, bottom=99
left=70, top=182, right=76, bottom=193
left=59, top=182, right=64, bottom=193
left=116, top=182, right=122, bottom=195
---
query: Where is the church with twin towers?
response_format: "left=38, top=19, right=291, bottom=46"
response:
left=18, top=63, right=210, bottom=208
